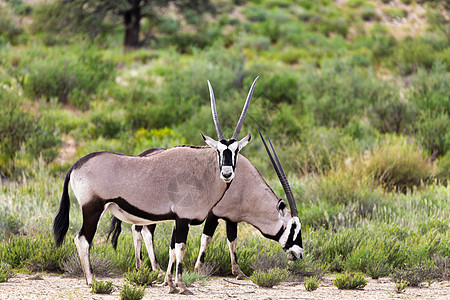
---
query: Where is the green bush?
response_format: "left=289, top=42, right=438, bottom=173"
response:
left=364, top=136, right=433, bottom=192
left=0, top=6, right=23, bottom=45
left=0, top=262, right=14, bottom=283
left=124, top=265, right=159, bottom=286
left=393, top=39, right=436, bottom=75
left=22, top=50, right=115, bottom=109
left=304, top=276, right=320, bottom=291
left=120, top=284, right=145, bottom=300
left=91, top=278, right=115, bottom=294
left=0, top=233, right=72, bottom=271
left=249, top=267, right=289, bottom=288
left=333, top=272, right=367, bottom=289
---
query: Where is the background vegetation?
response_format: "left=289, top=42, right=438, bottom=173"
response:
left=0, top=0, right=448, bottom=289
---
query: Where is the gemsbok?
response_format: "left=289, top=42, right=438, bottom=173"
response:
left=108, top=129, right=303, bottom=283
left=53, top=78, right=258, bottom=295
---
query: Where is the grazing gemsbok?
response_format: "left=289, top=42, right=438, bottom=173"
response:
left=52, top=79, right=258, bottom=295
left=108, top=129, right=303, bottom=281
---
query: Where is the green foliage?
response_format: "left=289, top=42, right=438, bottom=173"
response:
left=393, top=39, right=437, bottom=75
left=22, top=50, right=115, bottom=109
left=304, top=276, right=320, bottom=291
left=391, top=264, right=439, bottom=287
left=249, top=267, right=289, bottom=288
left=0, top=262, right=14, bottom=283
left=305, top=276, right=320, bottom=292
left=120, top=284, right=145, bottom=300
left=0, top=233, right=72, bottom=271
left=395, top=279, right=408, bottom=293
left=91, top=278, right=115, bottom=294
left=333, top=272, right=367, bottom=289
left=182, top=271, right=206, bottom=286
left=0, top=6, right=23, bottom=45
left=364, top=136, right=433, bottom=192
left=124, top=265, right=159, bottom=286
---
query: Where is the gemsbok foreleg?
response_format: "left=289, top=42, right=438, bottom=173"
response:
left=194, top=216, right=245, bottom=279
left=74, top=201, right=104, bottom=286
left=165, top=218, right=192, bottom=295
left=194, top=215, right=219, bottom=273
left=226, top=221, right=246, bottom=279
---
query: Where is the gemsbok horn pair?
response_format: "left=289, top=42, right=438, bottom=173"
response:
left=109, top=129, right=303, bottom=283
left=53, top=78, right=258, bottom=295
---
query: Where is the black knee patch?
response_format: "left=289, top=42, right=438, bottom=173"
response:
left=200, top=252, right=205, bottom=263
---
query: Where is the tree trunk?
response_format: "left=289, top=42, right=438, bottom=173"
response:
left=124, top=0, right=141, bottom=48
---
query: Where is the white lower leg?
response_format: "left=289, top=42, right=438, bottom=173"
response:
left=132, top=225, right=143, bottom=269
left=194, top=234, right=211, bottom=272
left=175, top=242, right=189, bottom=293
left=142, top=226, right=161, bottom=271
left=74, top=235, right=93, bottom=285
left=228, top=239, right=245, bottom=279
left=165, top=248, right=177, bottom=292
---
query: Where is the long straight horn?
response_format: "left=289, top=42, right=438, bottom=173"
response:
left=231, top=76, right=259, bottom=140
left=258, top=128, right=298, bottom=217
left=208, top=80, right=224, bottom=141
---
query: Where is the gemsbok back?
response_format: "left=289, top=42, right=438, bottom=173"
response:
left=52, top=78, right=258, bottom=295
left=109, top=129, right=303, bottom=281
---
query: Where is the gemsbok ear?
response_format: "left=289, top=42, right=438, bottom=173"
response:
left=238, top=133, right=251, bottom=151
left=201, top=133, right=218, bottom=150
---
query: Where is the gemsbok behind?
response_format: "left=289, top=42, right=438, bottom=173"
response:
left=108, top=129, right=303, bottom=281
left=53, top=78, right=258, bottom=295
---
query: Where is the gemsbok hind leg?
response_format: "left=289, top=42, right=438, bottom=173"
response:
left=132, top=224, right=164, bottom=275
left=132, top=225, right=144, bottom=270
left=74, top=202, right=104, bottom=286
left=141, top=224, right=164, bottom=275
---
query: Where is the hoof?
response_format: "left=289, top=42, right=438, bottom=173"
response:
left=235, top=274, right=246, bottom=280
left=168, top=287, right=179, bottom=294
left=180, top=289, right=194, bottom=295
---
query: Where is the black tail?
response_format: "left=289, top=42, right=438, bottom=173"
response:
left=106, top=216, right=122, bottom=250
left=53, top=169, right=72, bottom=247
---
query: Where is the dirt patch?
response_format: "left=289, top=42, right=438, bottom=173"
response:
left=1, top=273, right=449, bottom=299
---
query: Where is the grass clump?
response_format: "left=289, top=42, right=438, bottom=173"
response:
left=304, top=276, right=320, bottom=291
left=364, top=136, right=432, bottom=192
left=249, top=267, right=289, bottom=288
left=183, top=271, right=207, bottom=286
left=395, top=279, right=409, bottom=293
left=91, top=278, right=115, bottom=294
left=120, top=284, right=145, bottom=300
left=124, top=265, right=159, bottom=286
left=333, top=272, right=367, bottom=289
left=0, top=262, right=14, bottom=283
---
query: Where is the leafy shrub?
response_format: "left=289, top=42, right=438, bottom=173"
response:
left=249, top=267, right=289, bottom=288
left=0, top=6, right=23, bottom=45
left=120, top=284, right=145, bottom=300
left=393, top=39, right=436, bottom=75
left=304, top=276, right=320, bottom=291
left=364, top=136, right=433, bottom=192
left=60, top=252, right=118, bottom=277
left=333, top=272, right=367, bottom=289
left=344, top=246, right=390, bottom=278
left=0, top=208, right=23, bottom=238
left=124, top=265, right=159, bottom=286
left=256, top=72, right=299, bottom=105
left=91, top=278, right=115, bottom=294
left=391, top=264, right=437, bottom=287
left=22, top=51, right=114, bottom=109
left=0, top=233, right=72, bottom=271
left=0, top=262, right=14, bottom=283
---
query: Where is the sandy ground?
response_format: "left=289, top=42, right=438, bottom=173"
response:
left=0, top=273, right=448, bottom=300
